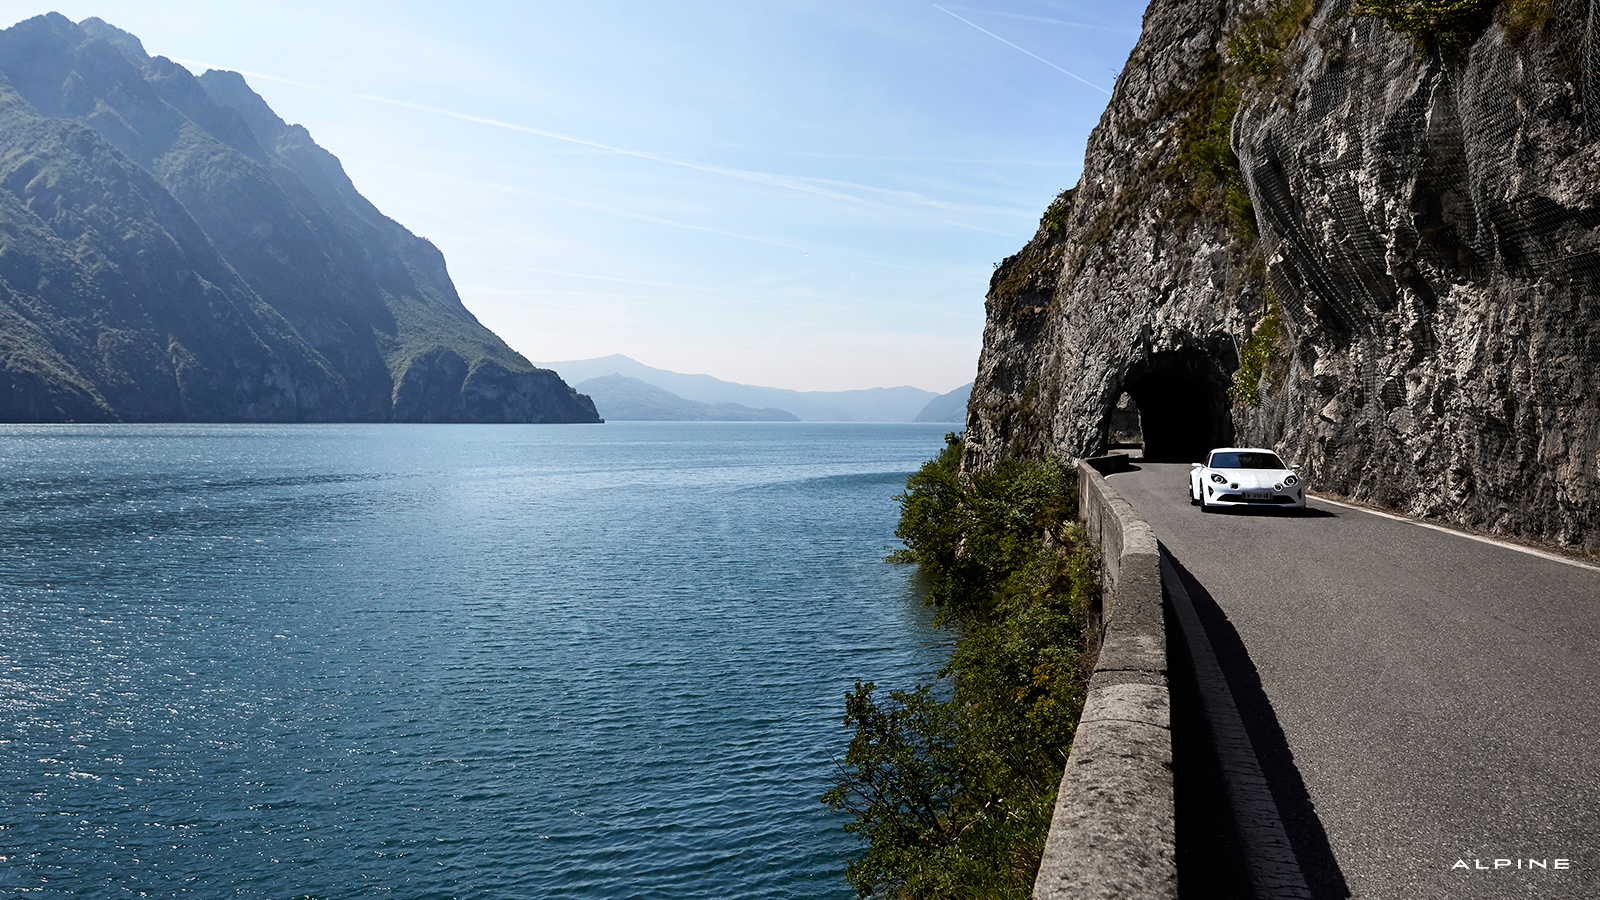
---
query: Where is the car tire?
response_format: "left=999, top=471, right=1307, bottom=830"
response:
left=1189, top=482, right=1200, bottom=506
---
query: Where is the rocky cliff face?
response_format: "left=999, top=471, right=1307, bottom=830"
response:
left=966, top=0, right=1600, bottom=551
left=0, top=13, right=599, bottom=423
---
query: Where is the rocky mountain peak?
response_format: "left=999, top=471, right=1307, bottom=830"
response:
left=0, top=14, right=598, bottom=424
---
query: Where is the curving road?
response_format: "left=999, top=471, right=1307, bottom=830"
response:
left=1107, top=462, right=1599, bottom=900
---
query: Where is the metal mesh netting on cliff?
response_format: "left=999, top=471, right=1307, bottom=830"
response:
left=1243, top=0, right=1600, bottom=337
left=1587, top=0, right=1600, bottom=138
left=1234, top=0, right=1600, bottom=542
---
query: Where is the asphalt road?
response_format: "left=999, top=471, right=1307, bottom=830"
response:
left=1107, top=463, right=1599, bottom=900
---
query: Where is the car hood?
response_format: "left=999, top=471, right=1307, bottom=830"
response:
left=1210, top=468, right=1291, bottom=489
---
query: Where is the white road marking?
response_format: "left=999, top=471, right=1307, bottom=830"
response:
left=1309, top=495, right=1600, bottom=574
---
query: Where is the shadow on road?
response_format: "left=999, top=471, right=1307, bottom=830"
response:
left=1166, top=554, right=1352, bottom=900
left=1168, top=592, right=1252, bottom=899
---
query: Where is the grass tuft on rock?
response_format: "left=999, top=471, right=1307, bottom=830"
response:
left=1226, top=0, right=1316, bottom=79
left=1232, top=292, right=1285, bottom=405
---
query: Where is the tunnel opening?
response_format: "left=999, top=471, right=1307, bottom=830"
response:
left=1108, top=392, right=1143, bottom=448
left=1122, top=347, right=1235, bottom=463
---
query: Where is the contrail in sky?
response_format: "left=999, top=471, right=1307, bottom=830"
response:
left=169, top=59, right=864, bottom=203
left=931, top=5, right=1112, bottom=96
left=170, top=57, right=1021, bottom=217
left=940, top=6, right=1139, bottom=33
left=397, top=165, right=988, bottom=277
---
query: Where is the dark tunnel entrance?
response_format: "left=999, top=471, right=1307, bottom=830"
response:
left=1121, top=347, right=1235, bottom=463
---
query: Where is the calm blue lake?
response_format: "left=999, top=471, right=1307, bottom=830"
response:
left=0, top=422, right=953, bottom=898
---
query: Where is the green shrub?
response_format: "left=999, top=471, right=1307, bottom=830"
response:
left=1173, top=84, right=1258, bottom=243
left=1042, top=189, right=1075, bottom=238
left=826, top=435, right=1096, bottom=899
left=1497, top=0, right=1552, bottom=42
left=1232, top=293, right=1284, bottom=405
left=892, top=436, right=1080, bottom=623
left=1226, top=0, right=1315, bottom=79
left=1348, top=0, right=1496, bottom=52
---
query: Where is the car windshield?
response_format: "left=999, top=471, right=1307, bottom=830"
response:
left=1210, top=451, right=1286, bottom=470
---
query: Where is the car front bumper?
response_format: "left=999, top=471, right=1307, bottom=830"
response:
left=1207, top=490, right=1305, bottom=508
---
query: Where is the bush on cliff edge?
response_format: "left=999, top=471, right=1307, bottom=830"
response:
left=824, top=434, right=1098, bottom=899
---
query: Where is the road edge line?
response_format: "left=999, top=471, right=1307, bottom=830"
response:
left=1308, top=496, right=1600, bottom=574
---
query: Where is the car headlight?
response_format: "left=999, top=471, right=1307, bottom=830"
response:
left=1209, top=473, right=1226, bottom=484
left=1284, top=474, right=1299, bottom=486
left=1273, top=483, right=1283, bottom=492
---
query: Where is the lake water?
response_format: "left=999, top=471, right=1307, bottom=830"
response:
left=0, top=422, right=954, bottom=898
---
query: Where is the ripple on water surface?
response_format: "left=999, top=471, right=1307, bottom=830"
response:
left=0, top=423, right=950, bottom=898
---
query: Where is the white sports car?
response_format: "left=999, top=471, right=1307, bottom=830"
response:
left=1190, top=447, right=1306, bottom=512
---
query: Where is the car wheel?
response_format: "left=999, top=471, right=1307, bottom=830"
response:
left=1200, top=494, right=1215, bottom=513
left=1190, top=482, right=1200, bottom=506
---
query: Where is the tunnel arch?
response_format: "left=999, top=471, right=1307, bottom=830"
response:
left=1120, top=347, right=1235, bottom=463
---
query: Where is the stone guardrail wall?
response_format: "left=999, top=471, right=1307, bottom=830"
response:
left=1032, top=455, right=1176, bottom=900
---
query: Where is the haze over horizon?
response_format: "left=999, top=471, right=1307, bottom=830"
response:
left=0, top=1, right=1144, bottom=394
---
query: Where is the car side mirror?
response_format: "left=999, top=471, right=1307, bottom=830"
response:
left=1191, top=462, right=1202, bottom=468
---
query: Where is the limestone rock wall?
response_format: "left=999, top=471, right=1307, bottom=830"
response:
left=965, top=0, right=1600, bottom=551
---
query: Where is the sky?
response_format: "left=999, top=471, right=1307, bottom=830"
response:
left=1, top=1, right=1145, bottom=393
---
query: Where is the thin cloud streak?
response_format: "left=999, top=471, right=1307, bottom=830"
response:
left=798, top=152, right=1064, bottom=165
left=934, top=218, right=1028, bottom=238
left=472, top=264, right=757, bottom=296
left=940, top=6, right=1140, bottom=33
left=382, top=164, right=988, bottom=279
left=467, top=285, right=887, bottom=316
left=169, top=57, right=1011, bottom=215
left=931, top=5, right=1112, bottom=96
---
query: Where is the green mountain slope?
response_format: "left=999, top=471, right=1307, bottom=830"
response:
left=0, top=13, right=598, bottom=423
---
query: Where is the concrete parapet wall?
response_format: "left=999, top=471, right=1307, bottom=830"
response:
left=1032, top=456, right=1175, bottom=900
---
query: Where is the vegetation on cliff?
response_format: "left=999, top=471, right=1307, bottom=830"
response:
left=824, top=434, right=1097, bottom=899
left=1231, top=292, right=1285, bottom=405
left=1348, top=0, right=1553, bottom=52
left=1173, top=80, right=1256, bottom=241
left=1349, top=0, right=1496, bottom=50
left=989, top=190, right=1072, bottom=324
left=1172, top=0, right=1311, bottom=243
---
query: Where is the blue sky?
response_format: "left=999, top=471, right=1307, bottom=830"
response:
left=3, top=1, right=1144, bottom=393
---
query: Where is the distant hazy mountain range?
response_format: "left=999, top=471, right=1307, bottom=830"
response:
left=576, top=374, right=798, bottom=421
left=540, top=355, right=970, bottom=423
left=913, top=382, right=973, bottom=424
left=0, top=14, right=597, bottom=423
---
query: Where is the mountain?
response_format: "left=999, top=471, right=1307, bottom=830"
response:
left=0, top=14, right=598, bottom=423
left=913, top=382, right=972, bottom=423
left=964, top=1, right=1600, bottom=551
left=538, top=354, right=939, bottom=422
left=575, top=374, right=799, bottom=421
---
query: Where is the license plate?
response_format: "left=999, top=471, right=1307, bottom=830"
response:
left=1244, top=491, right=1273, bottom=501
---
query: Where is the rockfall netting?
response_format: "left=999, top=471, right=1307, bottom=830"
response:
left=1234, top=0, right=1600, bottom=545
left=1241, top=0, right=1599, bottom=328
